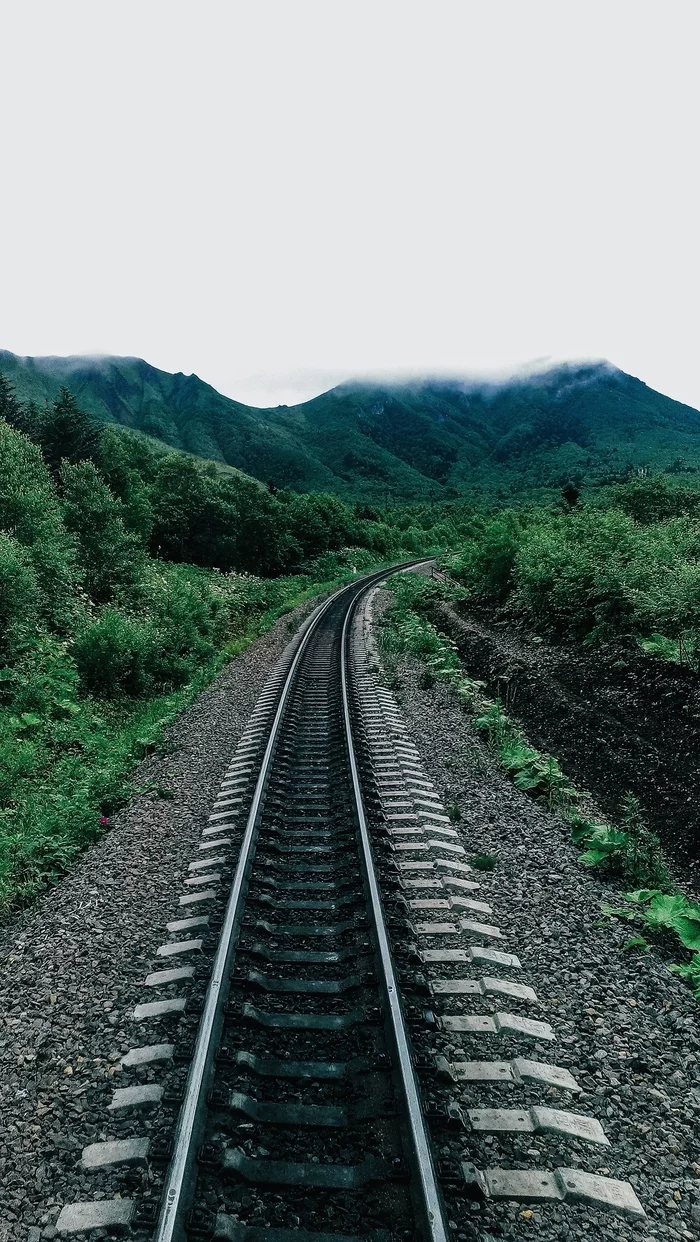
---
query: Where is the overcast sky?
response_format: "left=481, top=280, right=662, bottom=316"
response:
left=2, top=2, right=699, bottom=409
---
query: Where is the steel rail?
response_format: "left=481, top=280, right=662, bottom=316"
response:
left=341, top=583, right=450, bottom=1242
left=152, top=562, right=425, bottom=1242
left=153, top=585, right=344, bottom=1242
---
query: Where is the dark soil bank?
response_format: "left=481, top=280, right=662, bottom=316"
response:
left=434, top=601, right=700, bottom=880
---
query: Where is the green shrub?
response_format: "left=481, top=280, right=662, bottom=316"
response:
left=147, top=566, right=219, bottom=684
left=446, top=492, right=700, bottom=648
left=571, top=795, right=670, bottom=888
left=72, top=609, right=160, bottom=698
left=607, top=475, right=700, bottom=524
left=500, top=740, right=576, bottom=807
left=447, top=513, right=521, bottom=602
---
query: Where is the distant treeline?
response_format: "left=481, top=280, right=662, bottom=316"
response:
left=0, top=372, right=470, bottom=582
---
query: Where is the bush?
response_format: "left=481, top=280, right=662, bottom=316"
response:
left=448, top=495, right=700, bottom=647
left=146, top=565, right=220, bottom=684
left=607, top=475, right=700, bottom=524
left=72, top=609, right=160, bottom=698
left=448, top=513, right=522, bottom=603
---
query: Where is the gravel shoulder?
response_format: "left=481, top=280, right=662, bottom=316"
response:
left=0, top=599, right=318, bottom=1242
left=374, top=588, right=700, bottom=1242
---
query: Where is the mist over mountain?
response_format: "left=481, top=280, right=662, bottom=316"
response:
left=3, top=350, right=700, bottom=501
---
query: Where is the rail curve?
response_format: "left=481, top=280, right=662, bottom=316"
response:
left=55, top=562, right=646, bottom=1242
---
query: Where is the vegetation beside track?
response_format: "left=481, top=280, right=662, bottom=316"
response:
left=6, top=358, right=700, bottom=943
left=380, top=572, right=700, bottom=1000
left=443, top=474, right=700, bottom=660
left=0, top=369, right=469, bottom=912
left=0, top=549, right=395, bottom=913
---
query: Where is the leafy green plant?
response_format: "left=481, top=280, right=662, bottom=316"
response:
left=574, top=820, right=630, bottom=868
left=501, top=740, right=576, bottom=807
left=623, top=935, right=650, bottom=953
left=474, top=699, right=516, bottom=746
left=569, top=796, right=669, bottom=888
left=618, top=793, right=671, bottom=888
left=669, top=955, right=700, bottom=998
left=575, top=829, right=630, bottom=869
left=638, top=632, right=699, bottom=669
left=614, top=889, right=700, bottom=952
left=604, top=889, right=700, bottom=1000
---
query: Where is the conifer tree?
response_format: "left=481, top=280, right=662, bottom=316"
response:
left=39, top=386, right=100, bottom=478
left=0, top=370, right=39, bottom=437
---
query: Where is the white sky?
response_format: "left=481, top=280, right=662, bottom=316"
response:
left=1, top=1, right=699, bottom=410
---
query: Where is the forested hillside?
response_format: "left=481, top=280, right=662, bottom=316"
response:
left=0, top=370, right=463, bottom=908
left=4, top=350, right=700, bottom=501
left=5, top=350, right=700, bottom=913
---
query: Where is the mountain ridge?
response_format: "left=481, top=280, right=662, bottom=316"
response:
left=3, top=349, right=700, bottom=501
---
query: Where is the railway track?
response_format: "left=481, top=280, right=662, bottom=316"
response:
left=55, top=566, right=646, bottom=1242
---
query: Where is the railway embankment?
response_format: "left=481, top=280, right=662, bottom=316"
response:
left=372, top=584, right=700, bottom=1241
left=433, top=598, right=700, bottom=881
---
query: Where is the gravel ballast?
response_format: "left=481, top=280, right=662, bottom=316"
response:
left=371, top=586, right=700, bottom=1242
left=0, top=600, right=319, bottom=1241
left=2, top=578, right=700, bottom=1242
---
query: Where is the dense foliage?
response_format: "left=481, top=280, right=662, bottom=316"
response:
left=0, top=370, right=464, bottom=908
left=444, top=476, right=700, bottom=658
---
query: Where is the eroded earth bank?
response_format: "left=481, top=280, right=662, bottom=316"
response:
left=433, top=599, right=700, bottom=881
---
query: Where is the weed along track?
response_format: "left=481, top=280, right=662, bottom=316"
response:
left=48, top=565, right=652, bottom=1242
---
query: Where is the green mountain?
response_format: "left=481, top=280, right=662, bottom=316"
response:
left=3, top=350, right=700, bottom=500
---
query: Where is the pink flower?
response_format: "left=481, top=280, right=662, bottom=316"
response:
left=100, top=816, right=109, bottom=825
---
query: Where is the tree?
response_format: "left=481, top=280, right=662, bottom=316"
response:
left=60, top=460, right=146, bottom=604
left=0, top=370, right=39, bottom=438
left=149, top=454, right=212, bottom=564
left=98, top=428, right=154, bottom=543
left=0, top=420, right=80, bottom=631
left=609, top=474, right=700, bottom=524
left=283, top=492, right=356, bottom=561
left=0, top=533, right=40, bottom=658
left=39, top=387, right=100, bottom=478
left=561, top=482, right=581, bottom=509
left=223, top=477, right=299, bottom=575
